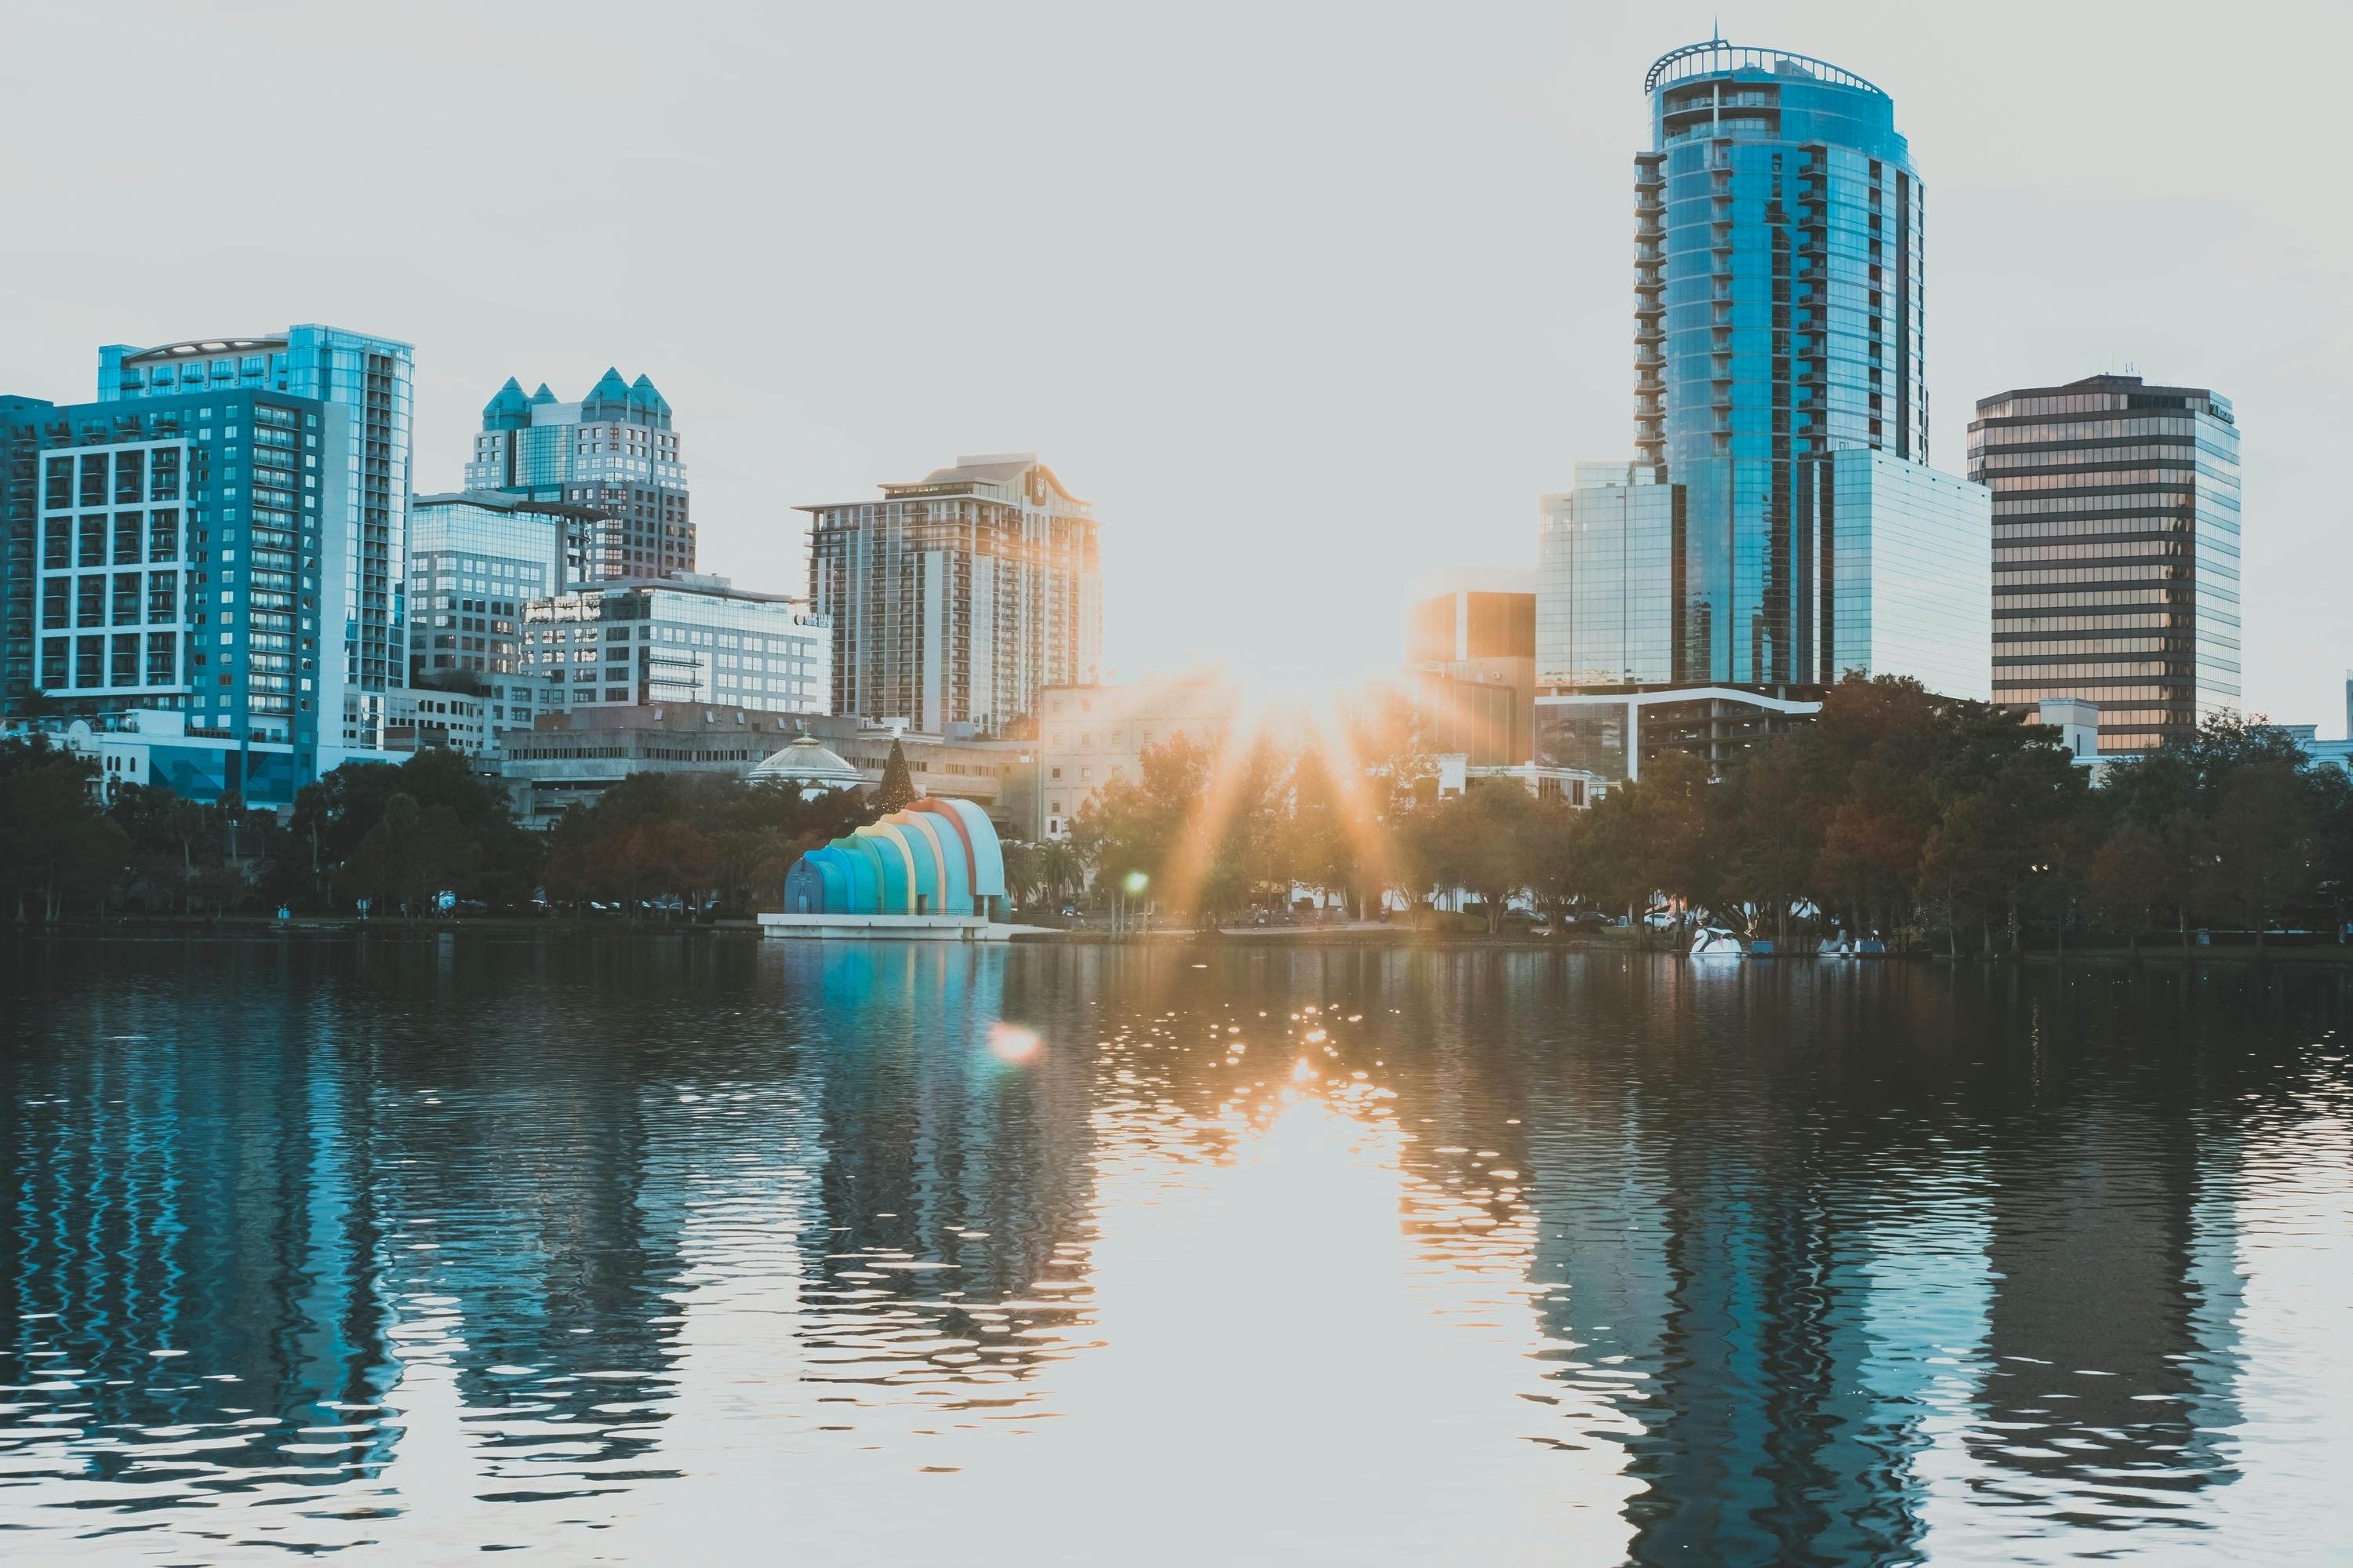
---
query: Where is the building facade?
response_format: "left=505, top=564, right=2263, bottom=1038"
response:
left=465, top=370, right=689, bottom=580
left=1407, top=566, right=1536, bottom=766
left=1537, top=686, right=1824, bottom=782
left=2, top=708, right=312, bottom=809
left=96, top=326, right=414, bottom=754
left=802, top=453, right=1101, bottom=737
left=1970, top=374, right=2241, bottom=753
left=497, top=708, right=1015, bottom=830
left=6, top=387, right=360, bottom=798
left=519, top=574, right=829, bottom=719
left=1638, top=41, right=1926, bottom=477
left=1006, top=671, right=1238, bottom=841
left=1536, top=44, right=1987, bottom=719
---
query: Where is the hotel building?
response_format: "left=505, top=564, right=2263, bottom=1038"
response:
left=95, top=326, right=414, bottom=754
left=802, top=453, right=1101, bottom=737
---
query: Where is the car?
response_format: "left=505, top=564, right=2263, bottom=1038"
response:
left=1061, top=904, right=1078, bottom=918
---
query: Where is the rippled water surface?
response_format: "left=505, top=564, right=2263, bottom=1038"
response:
left=3, top=936, right=2351, bottom=1565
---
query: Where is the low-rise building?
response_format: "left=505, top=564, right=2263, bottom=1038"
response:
left=500, top=704, right=816, bottom=828
left=386, top=688, right=492, bottom=758
left=790, top=715, right=1022, bottom=822
left=496, top=708, right=1022, bottom=830
left=1537, top=686, right=1823, bottom=782
left=1432, top=753, right=1610, bottom=808
left=1408, top=566, right=1536, bottom=766
left=1002, top=671, right=1241, bottom=840
left=518, top=573, right=830, bottom=719
left=3, top=708, right=305, bottom=809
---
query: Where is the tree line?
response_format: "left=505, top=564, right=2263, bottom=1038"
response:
left=9, top=679, right=2348, bottom=948
left=1057, top=676, right=2353, bottom=951
left=0, top=737, right=876, bottom=925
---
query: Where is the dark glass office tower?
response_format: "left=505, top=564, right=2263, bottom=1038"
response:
left=1971, top=374, right=2241, bottom=753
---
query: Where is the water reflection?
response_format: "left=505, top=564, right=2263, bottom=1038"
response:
left=1, top=938, right=2348, bottom=1563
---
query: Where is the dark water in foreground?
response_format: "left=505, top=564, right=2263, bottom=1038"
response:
left=2, top=937, right=2349, bottom=1566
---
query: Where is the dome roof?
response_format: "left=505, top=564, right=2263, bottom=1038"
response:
left=751, top=734, right=864, bottom=790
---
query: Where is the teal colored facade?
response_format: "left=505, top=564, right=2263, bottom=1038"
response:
left=1540, top=44, right=1987, bottom=702
left=1635, top=45, right=1953, bottom=689
left=96, top=325, right=415, bottom=754
left=464, top=369, right=692, bottom=580
left=785, top=799, right=1008, bottom=918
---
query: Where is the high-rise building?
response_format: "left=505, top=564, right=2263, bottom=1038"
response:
left=1971, top=374, right=2241, bottom=753
left=2, top=326, right=409, bottom=793
left=464, top=370, right=690, bottom=580
left=92, top=325, right=415, bottom=754
left=405, top=490, right=613, bottom=757
left=1636, top=42, right=1926, bottom=477
left=800, top=453, right=1101, bottom=737
left=1534, top=42, right=1988, bottom=740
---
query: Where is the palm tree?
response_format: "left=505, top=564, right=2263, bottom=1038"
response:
left=999, top=842, right=1042, bottom=909
left=1036, top=840, right=1081, bottom=909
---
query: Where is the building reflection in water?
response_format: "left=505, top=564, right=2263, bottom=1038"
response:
left=0, top=938, right=2342, bottom=1563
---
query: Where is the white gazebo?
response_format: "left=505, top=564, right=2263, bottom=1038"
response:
left=749, top=733, right=867, bottom=799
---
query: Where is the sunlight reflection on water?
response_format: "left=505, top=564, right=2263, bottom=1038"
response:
left=2, top=938, right=2350, bottom=1565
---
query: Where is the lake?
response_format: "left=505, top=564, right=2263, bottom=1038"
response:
left=3, top=935, right=2349, bottom=1565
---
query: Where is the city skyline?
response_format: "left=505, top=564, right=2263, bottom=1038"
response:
left=0, top=6, right=2344, bottom=731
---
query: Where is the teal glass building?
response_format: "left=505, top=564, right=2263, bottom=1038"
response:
left=1537, top=42, right=1987, bottom=717
left=1638, top=42, right=1925, bottom=477
left=96, top=326, right=415, bottom=752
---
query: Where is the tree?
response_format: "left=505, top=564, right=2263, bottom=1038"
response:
left=709, top=826, right=791, bottom=917
left=874, top=739, right=919, bottom=813
left=1285, top=744, right=1360, bottom=917
left=344, top=795, right=482, bottom=919
left=1451, top=782, right=1543, bottom=931
left=2089, top=825, right=2171, bottom=957
left=1034, top=841, right=1082, bottom=908
left=1718, top=743, right=1817, bottom=945
left=1918, top=793, right=2002, bottom=956
left=0, top=738, right=129, bottom=923
left=1071, top=732, right=1212, bottom=913
left=2207, top=761, right=2315, bottom=954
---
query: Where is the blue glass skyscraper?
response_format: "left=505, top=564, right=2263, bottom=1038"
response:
left=1538, top=42, right=1987, bottom=728
left=1637, top=42, right=1925, bottom=475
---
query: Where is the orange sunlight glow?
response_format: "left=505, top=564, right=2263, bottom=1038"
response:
left=1146, top=670, right=1424, bottom=918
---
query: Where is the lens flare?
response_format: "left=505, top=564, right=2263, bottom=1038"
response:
left=989, top=1023, right=1043, bottom=1062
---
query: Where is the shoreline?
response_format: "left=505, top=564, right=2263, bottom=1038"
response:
left=5, top=919, right=2351, bottom=965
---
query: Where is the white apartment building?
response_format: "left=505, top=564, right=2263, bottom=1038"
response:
left=520, top=573, right=830, bottom=719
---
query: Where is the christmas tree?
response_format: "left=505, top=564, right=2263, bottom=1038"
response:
left=873, top=737, right=919, bottom=813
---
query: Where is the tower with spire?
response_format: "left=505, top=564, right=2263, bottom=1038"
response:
left=462, top=368, right=692, bottom=581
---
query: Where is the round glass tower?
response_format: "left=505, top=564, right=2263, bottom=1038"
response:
left=1634, top=42, right=1924, bottom=478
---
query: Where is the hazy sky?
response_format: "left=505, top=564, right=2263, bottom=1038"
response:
left=4, top=3, right=2346, bottom=726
